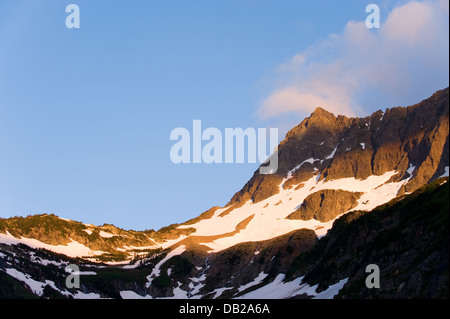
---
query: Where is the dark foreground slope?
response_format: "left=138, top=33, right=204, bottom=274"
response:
left=287, top=177, right=449, bottom=299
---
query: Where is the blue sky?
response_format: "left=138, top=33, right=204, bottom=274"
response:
left=0, top=0, right=448, bottom=230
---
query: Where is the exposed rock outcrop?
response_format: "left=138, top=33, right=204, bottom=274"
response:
left=287, top=189, right=363, bottom=222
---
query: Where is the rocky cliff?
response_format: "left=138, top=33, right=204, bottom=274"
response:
left=228, top=87, right=449, bottom=206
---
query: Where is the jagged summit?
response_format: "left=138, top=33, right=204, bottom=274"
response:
left=227, top=87, right=449, bottom=207
left=283, top=107, right=344, bottom=143
left=309, top=106, right=336, bottom=118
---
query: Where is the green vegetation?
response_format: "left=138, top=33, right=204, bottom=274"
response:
left=0, top=213, right=163, bottom=257
left=182, top=207, right=219, bottom=226
left=94, top=252, right=129, bottom=263
left=0, top=214, right=86, bottom=238
left=150, top=224, right=196, bottom=242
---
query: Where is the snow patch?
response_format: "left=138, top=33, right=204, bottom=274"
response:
left=28, top=251, right=67, bottom=267
left=2, top=267, right=77, bottom=298
left=312, top=278, right=349, bottom=299
left=439, top=166, right=449, bottom=178
left=169, top=283, right=190, bottom=299
left=99, top=231, right=116, bottom=238
left=0, top=231, right=106, bottom=258
left=4, top=268, right=48, bottom=296
left=237, top=274, right=313, bottom=299
left=352, top=179, right=406, bottom=212
left=73, top=291, right=103, bottom=299
left=325, top=145, right=338, bottom=160
left=281, top=158, right=317, bottom=189
left=120, top=290, right=152, bottom=299
left=177, top=170, right=403, bottom=253
left=146, top=245, right=186, bottom=288
left=237, top=274, right=348, bottom=299
left=237, top=272, right=268, bottom=292
left=211, top=287, right=232, bottom=299
left=189, top=278, right=205, bottom=296
left=407, top=164, right=416, bottom=177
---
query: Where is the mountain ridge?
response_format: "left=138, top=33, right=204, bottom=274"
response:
left=0, top=88, right=449, bottom=299
left=1, top=88, right=449, bottom=257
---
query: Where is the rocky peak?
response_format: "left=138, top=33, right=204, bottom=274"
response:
left=227, top=88, right=449, bottom=206
left=307, top=107, right=337, bottom=124
left=283, top=107, right=349, bottom=143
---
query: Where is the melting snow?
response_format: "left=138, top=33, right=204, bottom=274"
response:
left=407, top=164, right=416, bottom=176
left=179, top=170, right=402, bottom=253
left=28, top=251, right=67, bottom=267
left=0, top=231, right=106, bottom=258
left=439, top=166, right=449, bottom=178
left=99, top=231, right=116, bottom=238
left=237, top=272, right=268, bottom=292
left=237, top=274, right=348, bottom=299
left=120, top=290, right=152, bottom=299
left=146, top=245, right=186, bottom=288
left=72, top=291, right=103, bottom=299
left=211, top=287, right=232, bottom=299
left=2, top=267, right=76, bottom=298
left=312, top=278, right=349, bottom=299
left=280, top=158, right=317, bottom=190
left=189, top=277, right=205, bottom=296
left=1, top=169, right=403, bottom=262
left=4, top=268, right=49, bottom=296
left=352, top=179, right=406, bottom=212
left=325, top=145, right=338, bottom=160
left=235, top=274, right=307, bottom=299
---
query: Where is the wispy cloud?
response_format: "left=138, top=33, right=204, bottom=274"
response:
left=257, top=0, right=449, bottom=119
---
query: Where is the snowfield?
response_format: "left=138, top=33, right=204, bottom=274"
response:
left=0, top=231, right=106, bottom=258
left=177, top=170, right=406, bottom=252
left=0, top=168, right=416, bottom=259
left=236, top=273, right=349, bottom=299
left=2, top=267, right=99, bottom=299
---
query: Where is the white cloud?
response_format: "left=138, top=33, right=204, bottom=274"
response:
left=260, top=84, right=357, bottom=119
left=257, top=0, right=449, bottom=120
